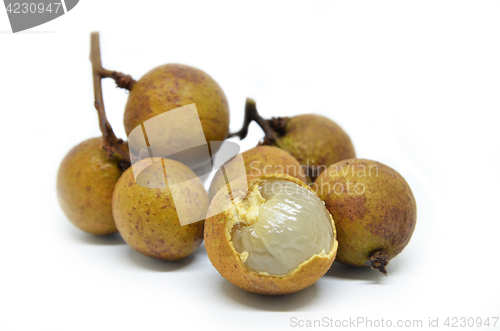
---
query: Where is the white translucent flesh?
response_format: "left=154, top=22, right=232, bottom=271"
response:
left=231, top=180, right=333, bottom=276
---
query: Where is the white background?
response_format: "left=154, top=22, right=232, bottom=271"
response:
left=1, top=1, right=499, bottom=330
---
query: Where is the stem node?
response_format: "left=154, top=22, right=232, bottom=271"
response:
left=365, top=250, right=389, bottom=275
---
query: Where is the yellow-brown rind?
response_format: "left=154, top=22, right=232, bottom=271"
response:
left=124, top=63, right=229, bottom=149
left=112, top=158, right=207, bottom=261
left=313, top=158, right=416, bottom=268
left=57, top=138, right=121, bottom=235
left=278, top=114, right=356, bottom=180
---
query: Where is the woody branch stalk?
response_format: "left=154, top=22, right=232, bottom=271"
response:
left=90, top=32, right=131, bottom=170
left=228, top=98, right=278, bottom=144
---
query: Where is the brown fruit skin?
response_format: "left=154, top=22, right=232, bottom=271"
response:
left=313, top=159, right=416, bottom=269
left=208, top=145, right=308, bottom=200
left=56, top=138, right=121, bottom=235
left=112, top=158, right=207, bottom=261
left=277, top=114, right=355, bottom=180
left=124, top=63, right=229, bottom=151
left=205, top=174, right=338, bottom=295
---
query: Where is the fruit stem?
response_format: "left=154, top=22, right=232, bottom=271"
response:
left=90, top=32, right=131, bottom=171
left=365, top=250, right=389, bottom=275
left=267, top=116, right=289, bottom=136
left=100, top=68, right=136, bottom=91
left=228, top=98, right=278, bottom=144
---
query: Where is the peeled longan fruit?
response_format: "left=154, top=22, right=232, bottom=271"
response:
left=313, top=159, right=416, bottom=274
left=205, top=174, right=338, bottom=295
left=208, top=145, right=307, bottom=200
left=124, top=64, right=230, bottom=167
left=112, top=158, right=207, bottom=261
left=57, top=138, right=122, bottom=235
left=270, top=114, right=355, bottom=180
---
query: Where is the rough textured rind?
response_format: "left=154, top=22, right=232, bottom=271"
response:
left=277, top=114, right=355, bottom=180
left=208, top=146, right=308, bottom=200
left=57, top=137, right=121, bottom=235
left=112, top=158, right=207, bottom=261
left=124, top=63, right=229, bottom=158
left=313, top=159, right=416, bottom=268
left=204, top=174, right=338, bottom=295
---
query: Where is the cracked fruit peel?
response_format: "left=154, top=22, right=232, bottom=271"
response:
left=208, top=145, right=307, bottom=200
left=57, top=137, right=122, bottom=235
left=112, top=158, right=208, bottom=261
left=313, top=159, right=416, bottom=274
left=205, top=173, right=338, bottom=295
